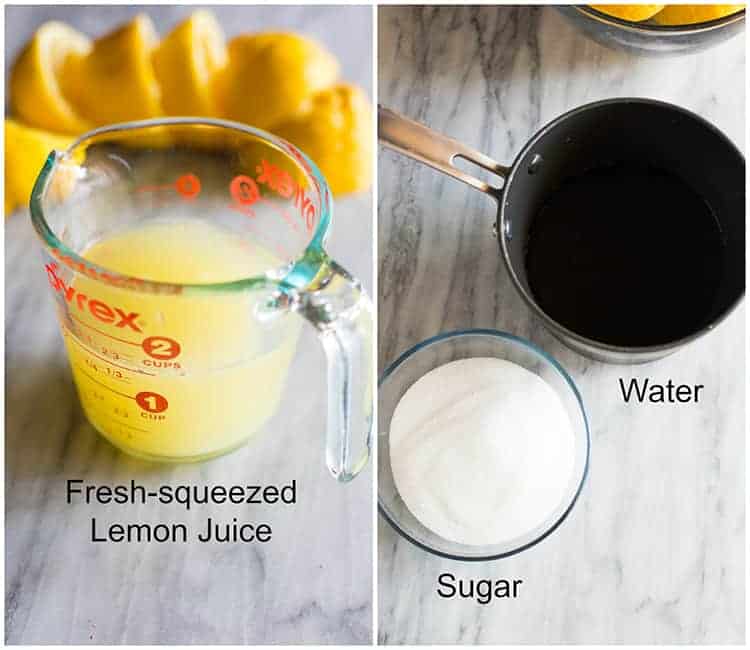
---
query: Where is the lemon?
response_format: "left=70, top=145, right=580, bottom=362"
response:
left=653, top=4, right=744, bottom=24
left=9, top=21, right=92, bottom=134
left=5, top=119, right=73, bottom=215
left=589, top=5, right=665, bottom=21
left=217, top=32, right=339, bottom=130
left=152, top=10, right=228, bottom=117
left=273, top=84, right=372, bottom=195
left=63, top=14, right=162, bottom=126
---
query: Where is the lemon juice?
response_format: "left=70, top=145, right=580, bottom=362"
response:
left=64, top=218, right=300, bottom=461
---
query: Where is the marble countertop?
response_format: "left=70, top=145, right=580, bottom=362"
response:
left=378, top=6, right=744, bottom=645
left=5, top=6, right=372, bottom=645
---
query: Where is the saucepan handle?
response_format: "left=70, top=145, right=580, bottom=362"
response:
left=378, top=105, right=509, bottom=197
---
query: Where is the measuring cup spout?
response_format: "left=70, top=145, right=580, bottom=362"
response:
left=290, top=257, right=373, bottom=482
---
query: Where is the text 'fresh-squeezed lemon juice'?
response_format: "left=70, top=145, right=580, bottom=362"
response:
left=57, top=218, right=300, bottom=461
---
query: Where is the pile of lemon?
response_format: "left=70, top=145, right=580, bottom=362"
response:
left=589, top=4, right=744, bottom=24
left=5, top=11, right=372, bottom=215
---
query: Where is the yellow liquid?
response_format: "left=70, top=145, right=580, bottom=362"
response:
left=63, top=218, right=300, bottom=460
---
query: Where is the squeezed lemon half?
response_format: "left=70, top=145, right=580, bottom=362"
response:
left=152, top=10, right=228, bottom=117
left=9, top=21, right=92, bottom=134
left=274, top=84, right=373, bottom=195
left=590, top=3, right=744, bottom=23
left=217, top=32, right=340, bottom=130
left=589, top=5, right=665, bottom=21
left=4, top=119, right=73, bottom=215
left=62, top=14, right=163, bottom=125
left=653, top=4, right=744, bottom=24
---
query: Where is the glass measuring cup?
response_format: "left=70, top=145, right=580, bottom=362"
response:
left=30, top=118, right=372, bottom=481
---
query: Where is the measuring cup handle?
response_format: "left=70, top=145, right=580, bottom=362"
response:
left=295, top=258, right=373, bottom=482
left=378, top=105, right=509, bottom=197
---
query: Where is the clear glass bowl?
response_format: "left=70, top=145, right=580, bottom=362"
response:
left=558, top=5, right=745, bottom=56
left=378, top=329, right=590, bottom=561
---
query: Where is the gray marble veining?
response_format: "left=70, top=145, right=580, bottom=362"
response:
left=378, top=6, right=744, bottom=645
left=5, top=5, right=373, bottom=645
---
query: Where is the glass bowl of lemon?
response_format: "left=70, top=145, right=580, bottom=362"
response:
left=558, top=4, right=745, bottom=55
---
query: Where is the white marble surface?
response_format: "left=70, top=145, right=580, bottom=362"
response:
left=5, top=6, right=373, bottom=645
left=378, top=6, right=744, bottom=645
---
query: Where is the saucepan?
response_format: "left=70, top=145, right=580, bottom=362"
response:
left=379, top=98, right=745, bottom=363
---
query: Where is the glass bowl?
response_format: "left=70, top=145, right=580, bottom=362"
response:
left=557, top=5, right=745, bottom=56
left=378, top=329, right=590, bottom=561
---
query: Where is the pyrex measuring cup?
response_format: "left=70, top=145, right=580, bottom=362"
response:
left=31, top=118, right=372, bottom=481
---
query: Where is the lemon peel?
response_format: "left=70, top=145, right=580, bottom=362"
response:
left=152, top=10, right=228, bottom=117
left=590, top=5, right=665, bottom=21
left=274, top=84, right=373, bottom=195
left=9, top=21, right=92, bottom=134
left=62, top=14, right=163, bottom=126
left=217, top=32, right=339, bottom=130
left=5, top=119, right=73, bottom=216
left=653, top=4, right=744, bottom=24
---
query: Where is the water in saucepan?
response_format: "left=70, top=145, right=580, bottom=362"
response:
left=524, top=162, right=726, bottom=347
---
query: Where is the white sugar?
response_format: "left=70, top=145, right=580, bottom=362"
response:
left=389, top=357, right=576, bottom=546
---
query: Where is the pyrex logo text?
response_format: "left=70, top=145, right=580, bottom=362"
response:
left=45, top=263, right=142, bottom=333
left=229, top=159, right=317, bottom=231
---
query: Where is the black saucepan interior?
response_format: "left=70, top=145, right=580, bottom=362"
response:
left=500, top=99, right=745, bottom=343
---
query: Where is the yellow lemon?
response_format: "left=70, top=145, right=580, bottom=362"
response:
left=152, top=10, right=228, bottom=117
left=653, top=4, right=744, bottom=24
left=274, top=84, right=373, bottom=195
left=62, top=14, right=163, bottom=126
left=589, top=5, right=665, bottom=21
left=217, top=32, right=339, bottom=130
left=9, top=21, right=92, bottom=134
left=5, top=119, right=73, bottom=216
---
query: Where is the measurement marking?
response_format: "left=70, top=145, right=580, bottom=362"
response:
left=228, top=201, right=255, bottom=218
left=106, top=372, right=132, bottom=385
left=115, top=421, right=151, bottom=434
left=70, top=314, right=140, bottom=346
left=64, top=328, right=156, bottom=376
left=82, top=401, right=152, bottom=434
left=82, top=366, right=133, bottom=385
left=136, top=183, right=173, bottom=193
left=74, top=363, right=135, bottom=400
left=258, top=195, right=297, bottom=225
left=111, top=419, right=151, bottom=434
left=239, top=222, right=291, bottom=260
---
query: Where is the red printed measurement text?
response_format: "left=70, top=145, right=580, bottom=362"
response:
left=229, top=159, right=317, bottom=231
